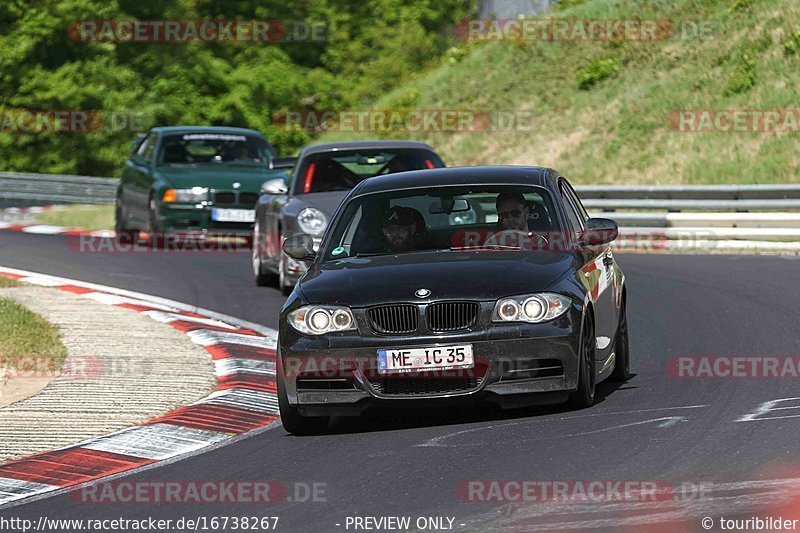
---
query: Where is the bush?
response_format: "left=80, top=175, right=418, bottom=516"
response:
left=577, top=58, right=620, bottom=90
left=785, top=28, right=800, bottom=55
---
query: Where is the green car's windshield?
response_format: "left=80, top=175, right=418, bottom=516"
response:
left=157, top=133, right=274, bottom=166
left=321, top=185, right=562, bottom=260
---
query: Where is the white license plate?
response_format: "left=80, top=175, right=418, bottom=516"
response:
left=211, top=208, right=255, bottom=223
left=377, top=344, right=474, bottom=374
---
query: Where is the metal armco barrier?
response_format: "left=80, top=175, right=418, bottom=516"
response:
left=1, top=171, right=798, bottom=252
left=0, top=171, right=117, bottom=205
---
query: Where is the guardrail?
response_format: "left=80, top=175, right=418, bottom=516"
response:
left=1, top=171, right=798, bottom=253
left=0, top=171, right=117, bottom=205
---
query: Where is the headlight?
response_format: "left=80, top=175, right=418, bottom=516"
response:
left=162, top=187, right=208, bottom=203
left=492, top=293, right=571, bottom=323
left=288, top=305, right=356, bottom=335
left=297, top=207, right=328, bottom=236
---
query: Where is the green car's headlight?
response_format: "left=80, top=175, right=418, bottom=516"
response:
left=289, top=305, right=356, bottom=335
left=492, top=293, right=571, bottom=323
left=163, top=187, right=208, bottom=203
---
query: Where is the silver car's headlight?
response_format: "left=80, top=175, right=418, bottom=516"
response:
left=163, top=187, right=208, bottom=203
left=288, top=305, right=356, bottom=335
left=492, top=293, right=571, bottom=323
left=297, top=207, right=328, bottom=236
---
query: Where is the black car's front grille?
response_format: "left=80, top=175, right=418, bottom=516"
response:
left=239, top=192, right=259, bottom=207
left=427, top=301, right=480, bottom=332
left=214, top=191, right=236, bottom=204
left=369, top=376, right=483, bottom=396
left=367, top=305, right=419, bottom=334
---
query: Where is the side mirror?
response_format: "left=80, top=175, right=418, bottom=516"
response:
left=282, top=234, right=316, bottom=261
left=261, top=178, right=288, bottom=195
left=270, top=157, right=298, bottom=170
left=578, top=218, right=619, bottom=247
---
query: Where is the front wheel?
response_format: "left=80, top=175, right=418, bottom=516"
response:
left=277, top=355, right=329, bottom=435
left=609, top=302, right=631, bottom=382
left=253, top=221, right=277, bottom=287
left=568, top=314, right=596, bottom=409
left=278, top=255, right=293, bottom=296
left=114, top=200, right=137, bottom=243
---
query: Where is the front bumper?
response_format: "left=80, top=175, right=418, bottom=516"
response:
left=279, top=306, right=581, bottom=416
left=156, top=203, right=255, bottom=233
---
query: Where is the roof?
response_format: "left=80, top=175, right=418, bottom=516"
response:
left=351, top=166, right=554, bottom=196
left=299, top=140, right=437, bottom=157
left=150, top=126, right=265, bottom=136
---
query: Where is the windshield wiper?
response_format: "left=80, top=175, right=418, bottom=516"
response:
left=449, top=244, right=524, bottom=251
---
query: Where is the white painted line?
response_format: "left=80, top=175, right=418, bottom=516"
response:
left=142, top=310, right=239, bottom=330
left=17, top=275, right=68, bottom=287
left=81, top=423, right=228, bottom=460
left=20, top=225, right=68, bottom=234
left=81, top=291, right=177, bottom=312
left=0, top=477, right=59, bottom=504
left=0, top=266, right=276, bottom=337
left=89, top=230, right=116, bottom=237
left=195, top=389, right=279, bottom=414
left=187, top=329, right=276, bottom=349
left=0, top=222, right=13, bottom=229
left=214, top=358, right=276, bottom=377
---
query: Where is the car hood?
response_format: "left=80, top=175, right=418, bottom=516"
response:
left=156, top=165, right=288, bottom=191
left=299, top=251, right=577, bottom=307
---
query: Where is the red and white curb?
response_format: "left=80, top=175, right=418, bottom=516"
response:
left=0, top=266, right=280, bottom=507
left=0, top=221, right=113, bottom=238
left=0, top=205, right=114, bottom=237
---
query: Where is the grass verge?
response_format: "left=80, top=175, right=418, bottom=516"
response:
left=36, top=205, right=114, bottom=231
left=0, top=297, right=67, bottom=371
left=0, top=277, right=22, bottom=288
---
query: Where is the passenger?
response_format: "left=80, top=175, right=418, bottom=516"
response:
left=381, top=206, right=428, bottom=253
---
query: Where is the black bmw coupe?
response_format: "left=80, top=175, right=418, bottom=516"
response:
left=277, top=166, right=630, bottom=434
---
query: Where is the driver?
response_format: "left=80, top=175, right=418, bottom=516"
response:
left=485, top=192, right=549, bottom=251
left=495, top=192, right=529, bottom=231
left=381, top=206, right=427, bottom=253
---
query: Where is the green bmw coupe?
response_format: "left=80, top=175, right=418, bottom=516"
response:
left=115, top=126, right=294, bottom=239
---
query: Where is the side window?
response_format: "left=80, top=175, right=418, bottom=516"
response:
left=562, top=179, right=589, bottom=223
left=137, top=134, right=155, bottom=162
left=559, top=181, right=584, bottom=233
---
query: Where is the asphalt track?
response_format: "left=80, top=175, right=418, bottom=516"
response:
left=2, top=229, right=800, bottom=532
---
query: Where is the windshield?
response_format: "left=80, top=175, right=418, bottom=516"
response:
left=321, top=185, right=561, bottom=260
left=157, top=133, right=274, bottom=166
left=294, top=148, right=443, bottom=195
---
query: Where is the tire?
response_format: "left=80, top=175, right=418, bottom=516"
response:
left=146, top=197, right=164, bottom=248
left=609, top=302, right=631, bottom=382
left=568, top=313, right=596, bottom=409
left=277, top=352, right=329, bottom=435
left=114, top=200, right=137, bottom=243
left=278, top=255, right=293, bottom=296
left=252, top=221, right=278, bottom=287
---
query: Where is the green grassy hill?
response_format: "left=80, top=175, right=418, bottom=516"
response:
left=320, top=0, right=800, bottom=184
